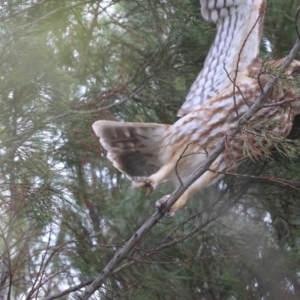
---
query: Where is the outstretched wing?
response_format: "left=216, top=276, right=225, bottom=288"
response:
left=92, top=120, right=170, bottom=178
left=178, top=0, right=266, bottom=117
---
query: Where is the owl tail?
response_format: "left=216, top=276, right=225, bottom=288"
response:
left=92, top=120, right=170, bottom=178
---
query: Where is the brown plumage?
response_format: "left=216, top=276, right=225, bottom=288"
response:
left=93, top=0, right=300, bottom=216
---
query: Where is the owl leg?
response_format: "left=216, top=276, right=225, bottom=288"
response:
left=156, top=170, right=221, bottom=217
left=131, top=177, right=158, bottom=195
left=131, top=163, right=176, bottom=194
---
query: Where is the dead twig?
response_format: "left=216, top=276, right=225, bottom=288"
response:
left=261, top=98, right=298, bottom=107
left=174, top=142, right=208, bottom=186
left=231, top=7, right=267, bottom=115
left=209, top=169, right=300, bottom=193
left=295, top=7, right=300, bottom=39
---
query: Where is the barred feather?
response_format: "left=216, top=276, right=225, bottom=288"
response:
left=92, top=121, right=170, bottom=178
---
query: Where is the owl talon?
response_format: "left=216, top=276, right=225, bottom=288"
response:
left=131, top=176, right=157, bottom=195
left=155, top=195, right=175, bottom=217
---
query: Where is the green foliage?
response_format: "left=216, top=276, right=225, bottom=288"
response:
left=0, top=0, right=300, bottom=299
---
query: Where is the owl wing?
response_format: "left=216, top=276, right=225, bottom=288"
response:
left=92, top=120, right=170, bottom=178
left=178, top=0, right=266, bottom=117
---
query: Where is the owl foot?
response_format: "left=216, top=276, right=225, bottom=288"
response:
left=155, top=195, right=175, bottom=217
left=131, top=176, right=158, bottom=195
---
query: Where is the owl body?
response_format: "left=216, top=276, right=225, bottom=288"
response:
left=93, top=0, right=300, bottom=215
left=159, top=74, right=297, bottom=183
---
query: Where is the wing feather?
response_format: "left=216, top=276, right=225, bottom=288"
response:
left=178, top=0, right=266, bottom=117
left=92, top=120, right=170, bottom=178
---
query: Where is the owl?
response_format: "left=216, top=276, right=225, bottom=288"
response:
left=93, top=0, right=300, bottom=216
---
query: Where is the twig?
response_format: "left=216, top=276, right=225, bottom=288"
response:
left=45, top=280, right=94, bottom=300
left=223, top=63, right=250, bottom=110
left=26, top=230, right=52, bottom=299
left=16, top=0, right=96, bottom=31
left=230, top=7, right=266, bottom=115
left=110, top=275, right=145, bottom=299
left=261, top=98, right=297, bottom=107
left=74, top=52, right=156, bottom=109
left=174, top=143, right=206, bottom=186
left=208, top=169, right=300, bottom=192
left=295, top=7, right=300, bottom=39
left=80, top=80, right=149, bottom=113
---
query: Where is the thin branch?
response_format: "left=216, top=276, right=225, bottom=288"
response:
left=16, top=0, right=96, bottom=31
left=74, top=52, right=156, bottom=109
left=110, top=275, right=145, bottom=299
left=261, top=98, right=297, bottom=107
left=78, top=80, right=149, bottom=113
left=223, top=63, right=250, bottom=110
left=209, top=169, right=300, bottom=192
left=230, top=7, right=266, bottom=115
left=0, top=0, right=52, bottom=22
left=45, top=280, right=94, bottom=300
left=295, top=7, right=300, bottom=39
